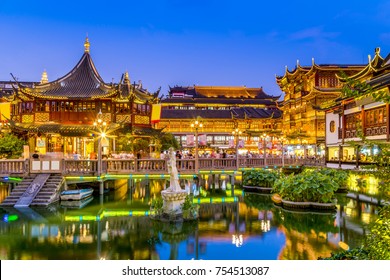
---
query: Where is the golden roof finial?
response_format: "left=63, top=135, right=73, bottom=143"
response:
left=40, top=69, right=48, bottom=84
left=124, top=71, right=130, bottom=84
left=84, top=35, right=90, bottom=53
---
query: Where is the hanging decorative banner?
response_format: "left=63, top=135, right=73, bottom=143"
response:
left=229, top=139, right=235, bottom=148
left=186, top=134, right=195, bottom=146
left=238, top=139, right=244, bottom=148
left=151, top=104, right=162, bottom=124
left=258, top=142, right=263, bottom=149
left=198, top=134, right=207, bottom=145
left=267, top=142, right=273, bottom=149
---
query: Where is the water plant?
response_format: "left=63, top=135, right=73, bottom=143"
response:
left=273, top=169, right=338, bottom=203
left=317, top=168, right=349, bottom=190
left=150, top=196, right=164, bottom=217
left=242, top=169, right=282, bottom=188
left=181, top=195, right=199, bottom=220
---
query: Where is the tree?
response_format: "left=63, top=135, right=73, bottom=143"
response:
left=0, top=133, right=27, bottom=159
left=159, top=132, right=180, bottom=152
left=340, top=71, right=389, bottom=103
left=116, top=133, right=134, bottom=152
left=133, top=138, right=150, bottom=153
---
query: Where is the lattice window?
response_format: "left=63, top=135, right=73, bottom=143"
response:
left=35, top=113, right=50, bottom=122
left=134, top=115, right=150, bottom=124
left=345, top=112, right=361, bottom=130
left=365, top=106, right=387, bottom=127
left=22, top=114, right=34, bottom=123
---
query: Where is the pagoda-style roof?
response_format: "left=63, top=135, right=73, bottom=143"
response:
left=16, top=40, right=117, bottom=100
left=10, top=38, right=160, bottom=104
left=276, top=58, right=365, bottom=86
left=119, top=124, right=164, bottom=137
left=117, top=72, right=160, bottom=103
left=337, top=47, right=390, bottom=82
left=10, top=122, right=121, bottom=137
left=167, top=85, right=280, bottom=101
left=317, top=48, right=390, bottom=112
left=161, top=108, right=281, bottom=120
left=0, top=81, right=36, bottom=100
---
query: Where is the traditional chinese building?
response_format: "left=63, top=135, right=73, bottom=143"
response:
left=276, top=59, right=365, bottom=157
left=156, top=85, right=282, bottom=155
left=5, top=38, right=160, bottom=158
left=323, top=47, right=390, bottom=168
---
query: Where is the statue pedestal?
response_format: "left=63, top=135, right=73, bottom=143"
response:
left=161, top=190, right=187, bottom=214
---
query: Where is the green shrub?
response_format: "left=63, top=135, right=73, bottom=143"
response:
left=242, top=169, right=282, bottom=188
left=273, top=169, right=338, bottom=203
left=318, top=168, right=349, bottom=189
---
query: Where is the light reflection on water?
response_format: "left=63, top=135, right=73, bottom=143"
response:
left=0, top=173, right=382, bottom=260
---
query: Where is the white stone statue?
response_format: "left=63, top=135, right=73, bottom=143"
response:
left=160, top=147, right=187, bottom=215
left=166, top=147, right=182, bottom=192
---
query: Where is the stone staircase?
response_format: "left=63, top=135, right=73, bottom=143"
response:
left=1, top=175, right=36, bottom=207
left=1, top=174, right=65, bottom=207
left=31, top=174, right=64, bottom=206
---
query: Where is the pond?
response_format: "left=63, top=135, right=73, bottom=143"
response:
left=0, top=173, right=383, bottom=260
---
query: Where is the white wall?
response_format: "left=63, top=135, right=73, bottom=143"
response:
left=325, top=112, right=340, bottom=146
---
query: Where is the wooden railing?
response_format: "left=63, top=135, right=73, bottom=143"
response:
left=0, top=157, right=326, bottom=177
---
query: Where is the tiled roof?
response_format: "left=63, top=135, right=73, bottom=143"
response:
left=161, top=108, right=281, bottom=119
left=168, top=85, right=280, bottom=101
left=21, top=53, right=115, bottom=99
left=11, top=122, right=121, bottom=137
left=161, top=97, right=278, bottom=106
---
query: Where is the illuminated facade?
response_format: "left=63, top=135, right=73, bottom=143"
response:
left=323, top=48, right=390, bottom=168
left=4, top=38, right=160, bottom=158
left=156, top=86, right=282, bottom=155
left=276, top=60, right=364, bottom=157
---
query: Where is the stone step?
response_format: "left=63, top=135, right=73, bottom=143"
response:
left=35, top=191, right=56, bottom=195
left=1, top=174, right=64, bottom=207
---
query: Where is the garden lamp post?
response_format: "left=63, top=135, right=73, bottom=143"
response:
left=262, top=133, right=268, bottom=167
left=279, top=136, right=286, bottom=167
left=232, top=128, right=242, bottom=170
left=93, top=109, right=107, bottom=177
left=191, top=118, right=203, bottom=174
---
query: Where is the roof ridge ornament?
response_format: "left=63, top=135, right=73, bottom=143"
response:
left=124, top=71, right=130, bottom=85
left=84, top=36, right=90, bottom=53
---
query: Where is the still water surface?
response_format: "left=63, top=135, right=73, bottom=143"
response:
left=0, top=175, right=382, bottom=260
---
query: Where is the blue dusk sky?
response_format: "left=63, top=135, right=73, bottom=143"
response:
left=0, top=0, right=389, bottom=98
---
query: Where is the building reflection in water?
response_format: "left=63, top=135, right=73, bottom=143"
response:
left=0, top=172, right=383, bottom=260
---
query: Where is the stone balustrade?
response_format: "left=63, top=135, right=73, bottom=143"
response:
left=0, top=157, right=325, bottom=177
